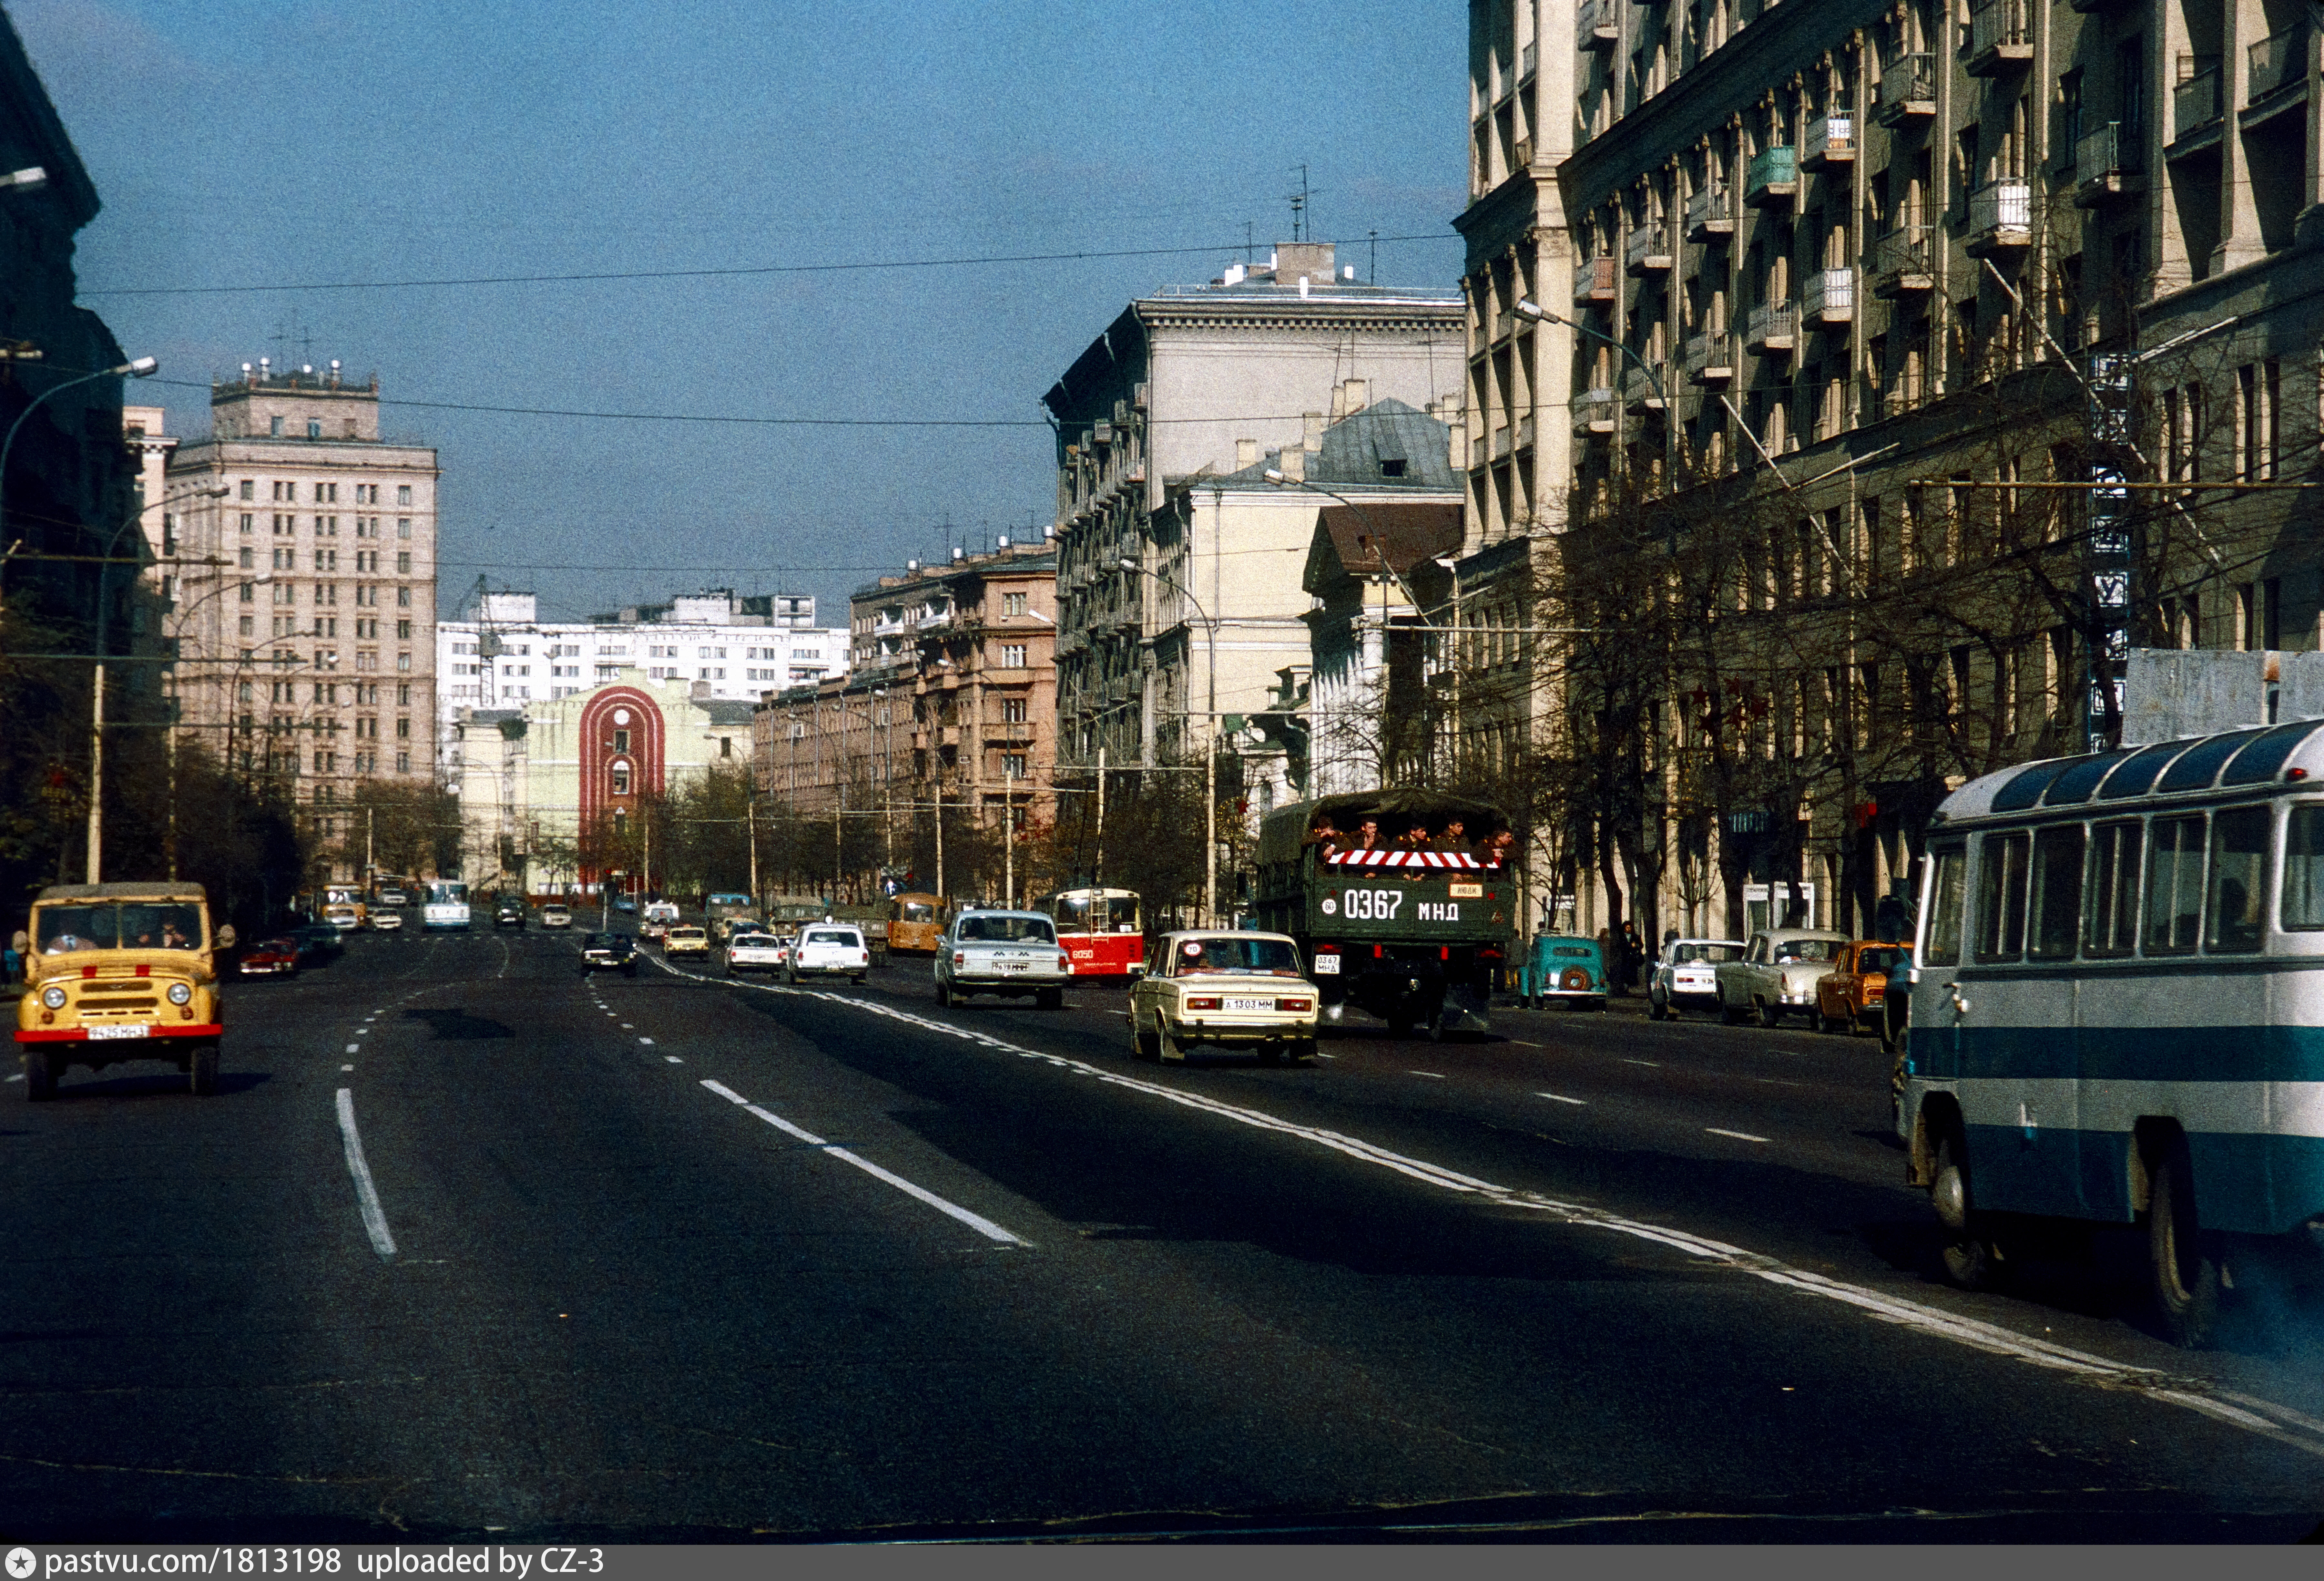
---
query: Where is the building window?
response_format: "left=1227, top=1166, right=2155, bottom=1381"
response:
left=396, top=553, right=411, bottom=574
left=238, top=480, right=255, bottom=501
left=397, top=683, right=411, bottom=705
left=396, top=620, right=412, bottom=639
left=1003, top=753, right=1027, bottom=780
left=1001, top=644, right=1027, bottom=668
left=397, top=485, right=412, bottom=506
left=239, top=513, right=254, bottom=534
left=611, top=762, right=632, bottom=795
left=1003, top=592, right=1028, bottom=617
left=397, top=518, right=412, bottom=539
left=1003, top=697, right=1027, bottom=723
left=397, top=652, right=411, bottom=672
left=613, top=728, right=630, bottom=753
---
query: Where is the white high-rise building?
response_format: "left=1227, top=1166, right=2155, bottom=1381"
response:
left=435, top=588, right=845, bottom=774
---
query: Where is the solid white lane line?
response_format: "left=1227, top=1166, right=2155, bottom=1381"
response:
left=1537, top=1092, right=1587, bottom=1106
left=697, top=1079, right=1024, bottom=1245
left=4, top=1072, right=21, bottom=1083
left=333, top=1088, right=397, bottom=1258
left=1313, top=1051, right=1335, bottom=1059
left=1705, top=1127, right=1771, bottom=1143
left=647, top=949, right=2324, bottom=1462
left=1408, top=1071, right=1447, bottom=1080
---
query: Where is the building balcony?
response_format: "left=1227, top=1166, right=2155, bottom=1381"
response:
left=1516, top=413, right=1536, bottom=450
left=1875, top=52, right=1937, bottom=123
left=1622, top=359, right=1672, bottom=412
left=1573, top=255, right=1619, bottom=305
left=1965, top=179, right=2033, bottom=256
left=1521, top=40, right=1538, bottom=78
left=1493, top=423, right=1513, bottom=460
left=1684, top=180, right=1735, bottom=240
left=1578, top=0, right=1620, bottom=49
left=1574, top=387, right=1619, bottom=436
left=1744, top=300, right=1797, bottom=354
left=2074, top=122, right=2144, bottom=205
left=1801, top=113, right=1854, bottom=170
left=1625, top=221, right=1674, bottom=274
left=2173, top=59, right=2222, bottom=141
left=1744, top=146, right=1797, bottom=206
left=1967, top=0, right=2033, bottom=74
left=1683, top=329, right=1735, bottom=383
left=1871, top=227, right=1935, bottom=297
left=1801, top=266, right=1856, bottom=324
left=2248, top=25, right=2309, bottom=104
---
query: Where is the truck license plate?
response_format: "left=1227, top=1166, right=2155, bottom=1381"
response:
left=1224, top=998, right=1271, bottom=1012
left=1311, top=956, right=1340, bottom=974
left=87, top=1023, right=150, bottom=1041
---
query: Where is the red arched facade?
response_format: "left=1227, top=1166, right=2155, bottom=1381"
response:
left=577, top=687, right=665, bottom=886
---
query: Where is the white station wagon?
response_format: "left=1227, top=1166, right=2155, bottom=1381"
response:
left=934, top=909, right=1069, bottom=1009
left=790, top=924, right=871, bottom=983
left=1129, top=931, right=1319, bottom=1064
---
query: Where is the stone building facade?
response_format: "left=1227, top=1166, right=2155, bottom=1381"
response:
left=1043, top=246, right=1466, bottom=776
left=1465, top=0, right=2324, bottom=939
left=165, top=368, right=442, bottom=841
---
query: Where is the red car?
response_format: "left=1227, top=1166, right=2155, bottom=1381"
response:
left=238, top=936, right=301, bottom=978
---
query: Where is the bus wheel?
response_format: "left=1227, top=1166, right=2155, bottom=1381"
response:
left=2149, top=1136, right=2223, bottom=1348
left=1933, top=1129, right=2005, bottom=1290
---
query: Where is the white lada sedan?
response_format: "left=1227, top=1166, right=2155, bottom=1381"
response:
left=934, top=909, right=1069, bottom=1009
left=1129, top=931, right=1318, bottom=1065
left=724, top=930, right=789, bottom=976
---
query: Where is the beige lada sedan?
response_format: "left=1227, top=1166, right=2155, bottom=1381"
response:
left=1129, top=931, right=1319, bottom=1065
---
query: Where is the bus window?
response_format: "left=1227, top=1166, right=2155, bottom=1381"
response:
left=2204, top=806, right=2268, bottom=953
left=1974, top=832, right=2030, bottom=962
left=2281, top=806, right=2324, bottom=929
left=2145, top=815, right=2205, bottom=954
left=2084, top=820, right=2142, bottom=955
left=2029, top=824, right=2084, bottom=959
left=1923, top=847, right=1965, bottom=966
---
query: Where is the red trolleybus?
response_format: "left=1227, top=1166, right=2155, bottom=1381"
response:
left=1043, top=888, right=1145, bottom=982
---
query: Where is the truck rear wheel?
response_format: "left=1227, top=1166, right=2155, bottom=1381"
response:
left=23, top=1049, right=57, bottom=1102
left=189, top=1042, right=219, bottom=1097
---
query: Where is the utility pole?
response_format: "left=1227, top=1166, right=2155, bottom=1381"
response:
left=365, top=806, right=375, bottom=892
left=84, top=663, right=104, bottom=883
left=1093, top=746, right=1106, bottom=889
left=934, top=783, right=944, bottom=901
left=1001, top=778, right=1013, bottom=908
left=746, top=797, right=759, bottom=909
left=1204, top=736, right=1217, bottom=927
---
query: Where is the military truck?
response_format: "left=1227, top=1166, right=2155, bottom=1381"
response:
left=1252, top=791, right=1517, bottom=1038
left=16, top=882, right=234, bottom=1099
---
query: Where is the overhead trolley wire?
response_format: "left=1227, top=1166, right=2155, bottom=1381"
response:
left=81, top=232, right=1457, bottom=299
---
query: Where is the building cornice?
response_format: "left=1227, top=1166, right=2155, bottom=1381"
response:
left=1558, top=0, right=1885, bottom=215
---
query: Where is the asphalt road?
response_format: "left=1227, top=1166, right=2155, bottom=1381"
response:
left=5, top=928, right=2323, bottom=1542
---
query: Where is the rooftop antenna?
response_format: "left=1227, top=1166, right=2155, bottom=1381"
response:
left=1244, top=221, right=1254, bottom=263
left=1286, top=164, right=1320, bottom=243
left=1369, top=228, right=1379, bottom=283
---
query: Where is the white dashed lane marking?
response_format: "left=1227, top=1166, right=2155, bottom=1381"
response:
left=1408, top=1071, right=1447, bottom=1080
left=1537, top=1092, right=1587, bottom=1106
left=1622, top=1059, right=1660, bottom=1068
left=639, top=1038, right=655, bottom=1046
left=645, top=952, right=2324, bottom=1463
left=341, top=1063, right=354, bottom=1072
left=698, top=1078, right=1024, bottom=1245
left=664, top=1055, right=682, bottom=1063
left=1705, top=1127, right=1771, bottom=1143
left=345, top=1043, right=359, bottom=1054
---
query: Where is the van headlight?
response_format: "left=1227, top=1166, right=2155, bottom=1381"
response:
left=167, top=982, right=194, bottom=1005
left=41, top=985, right=67, bottom=1009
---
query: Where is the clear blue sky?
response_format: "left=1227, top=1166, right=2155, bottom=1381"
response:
left=16, top=0, right=1468, bottom=626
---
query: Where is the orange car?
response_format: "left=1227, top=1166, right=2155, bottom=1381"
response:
left=1814, top=940, right=1911, bottom=1035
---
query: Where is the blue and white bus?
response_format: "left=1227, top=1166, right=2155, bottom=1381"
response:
left=422, top=880, right=471, bottom=932
left=1899, top=719, right=2324, bottom=1345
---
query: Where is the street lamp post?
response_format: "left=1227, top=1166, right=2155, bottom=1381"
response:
left=1514, top=297, right=1676, bottom=486
left=0, top=356, right=159, bottom=601
left=163, top=563, right=271, bottom=878
left=1118, top=558, right=1221, bottom=926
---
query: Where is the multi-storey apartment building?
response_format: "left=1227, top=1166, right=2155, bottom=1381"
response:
left=436, top=588, right=841, bottom=773
left=1466, top=0, right=2324, bottom=939
left=165, top=365, right=442, bottom=816
left=1045, top=245, right=1466, bottom=775
left=758, top=539, right=1058, bottom=898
